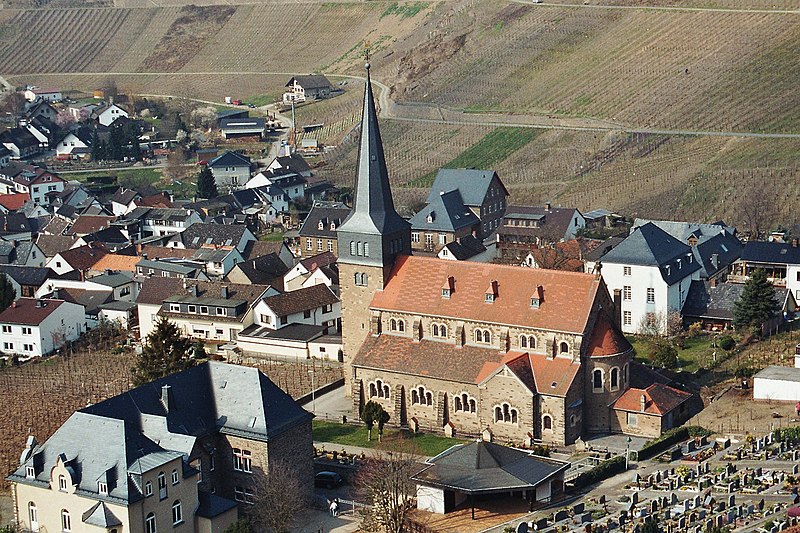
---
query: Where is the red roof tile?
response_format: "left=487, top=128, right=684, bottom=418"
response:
left=0, top=193, right=29, bottom=211
left=372, top=256, right=602, bottom=334
left=586, top=312, right=632, bottom=358
left=612, top=383, right=692, bottom=416
left=67, top=216, right=115, bottom=236
left=0, top=298, right=65, bottom=325
left=57, top=245, right=108, bottom=271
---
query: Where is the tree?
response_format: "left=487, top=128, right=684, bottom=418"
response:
left=361, top=400, right=390, bottom=441
left=248, top=461, right=306, bottom=533
left=649, top=339, right=679, bottom=369
left=733, top=269, right=779, bottom=334
left=0, top=273, right=15, bottom=313
left=356, top=451, right=416, bottom=533
left=55, top=108, right=75, bottom=128
left=640, top=518, right=662, bottom=533
left=196, top=166, right=218, bottom=199
left=131, top=317, right=195, bottom=386
left=164, top=146, right=187, bottom=181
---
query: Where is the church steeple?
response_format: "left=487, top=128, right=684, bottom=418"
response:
left=337, top=63, right=410, bottom=269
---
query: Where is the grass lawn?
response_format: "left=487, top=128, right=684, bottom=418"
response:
left=629, top=333, right=733, bottom=373
left=258, top=231, right=285, bottom=242
left=245, top=92, right=281, bottom=108
left=67, top=167, right=163, bottom=188
left=312, top=420, right=464, bottom=457
left=406, top=126, right=541, bottom=188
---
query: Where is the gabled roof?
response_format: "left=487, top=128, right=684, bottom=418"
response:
left=427, top=168, right=507, bottom=207
left=263, top=283, right=338, bottom=317
left=299, top=251, right=337, bottom=271
left=412, top=441, right=569, bottom=494
left=441, top=234, right=486, bottom=261
left=0, top=212, right=32, bottom=234
left=299, top=203, right=350, bottom=238
left=56, top=245, right=108, bottom=271
left=0, top=297, right=67, bottom=325
left=208, top=151, right=251, bottom=168
left=0, top=193, right=30, bottom=211
left=89, top=271, right=134, bottom=288
left=67, top=215, right=114, bottom=236
left=682, top=280, right=790, bottom=320
left=0, top=265, right=52, bottom=287
left=371, top=255, right=602, bottom=334
left=138, top=278, right=271, bottom=322
left=242, top=240, right=290, bottom=262
left=36, top=233, right=78, bottom=257
left=273, top=154, right=311, bottom=175
left=55, top=288, right=112, bottom=315
left=498, top=205, right=583, bottom=243
left=601, top=222, right=700, bottom=284
left=0, top=127, right=40, bottom=149
left=230, top=254, right=290, bottom=285
left=287, top=74, right=333, bottom=90
left=82, top=501, right=123, bottom=528
left=740, top=241, right=800, bottom=266
left=410, top=189, right=479, bottom=232
left=612, top=383, right=693, bottom=416
left=175, top=223, right=250, bottom=249
left=110, top=187, right=140, bottom=206
left=91, top=254, right=141, bottom=273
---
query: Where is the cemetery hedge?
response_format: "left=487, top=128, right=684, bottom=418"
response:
left=633, top=425, right=711, bottom=461
left=572, top=455, right=626, bottom=489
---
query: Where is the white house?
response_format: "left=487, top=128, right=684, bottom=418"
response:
left=23, top=88, right=62, bottom=103
left=0, top=298, right=85, bottom=359
left=250, top=283, right=340, bottom=333
left=754, top=350, right=800, bottom=402
left=599, top=222, right=700, bottom=334
left=191, top=247, right=244, bottom=278
left=56, top=129, right=93, bottom=159
left=208, top=151, right=251, bottom=192
left=94, top=103, right=129, bottom=126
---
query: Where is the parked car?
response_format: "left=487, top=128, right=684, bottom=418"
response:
left=315, top=471, right=343, bottom=489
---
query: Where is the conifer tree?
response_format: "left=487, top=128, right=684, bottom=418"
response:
left=733, top=268, right=779, bottom=334
left=132, top=317, right=195, bottom=386
left=0, top=273, right=16, bottom=313
left=196, top=166, right=218, bottom=199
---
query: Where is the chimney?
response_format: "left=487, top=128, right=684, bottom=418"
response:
left=640, top=394, right=647, bottom=412
left=710, top=277, right=717, bottom=289
left=221, top=286, right=229, bottom=299
left=793, top=239, right=799, bottom=248
left=190, top=284, right=198, bottom=297
left=613, top=288, right=622, bottom=330
left=161, top=384, right=173, bottom=412
left=545, top=202, right=551, bottom=211
left=711, top=253, right=719, bottom=270
left=105, top=269, right=112, bottom=276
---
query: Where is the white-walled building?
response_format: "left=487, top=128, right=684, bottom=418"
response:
left=208, top=151, right=251, bottom=192
left=0, top=298, right=85, bottom=358
left=599, top=222, right=700, bottom=334
left=754, top=349, right=800, bottom=402
left=23, top=88, right=63, bottom=103
left=94, top=103, right=129, bottom=126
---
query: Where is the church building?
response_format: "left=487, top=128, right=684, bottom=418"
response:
left=337, top=65, right=695, bottom=445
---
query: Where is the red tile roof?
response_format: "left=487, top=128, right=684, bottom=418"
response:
left=586, top=312, right=632, bottom=358
left=477, top=352, right=580, bottom=397
left=0, top=193, right=29, bottom=211
left=612, top=383, right=692, bottom=416
left=67, top=215, right=115, bottom=236
left=371, top=256, right=602, bottom=334
left=0, top=298, right=65, bottom=325
left=57, top=245, right=108, bottom=271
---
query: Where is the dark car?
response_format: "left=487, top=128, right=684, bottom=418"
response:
left=315, top=471, right=343, bottom=489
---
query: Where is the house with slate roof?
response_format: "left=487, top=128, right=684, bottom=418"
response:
left=7, top=361, right=313, bottom=533
left=336, top=66, right=695, bottom=445
left=427, top=168, right=508, bottom=239
left=167, top=223, right=256, bottom=253
left=297, top=202, right=349, bottom=257
left=0, top=128, right=42, bottom=159
left=0, top=265, right=54, bottom=297
left=598, top=222, right=701, bottom=334
left=283, top=75, right=335, bottom=104
left=208, top=151, right=252, bottom=192
left=437, top=234, right=487, bottom=262
left=730, top=240, right=800, bottom=303
left=410, top=189, right=480, bottom=253
left=497, top=204, right=586, bottom=261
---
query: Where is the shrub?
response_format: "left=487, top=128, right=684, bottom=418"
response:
left=734, top=366, right=757, bottom=378
left=687, top=322, right=703, bottom=338
left=650, top=340, right=679, bottom=368
left=529, top=444, right=550, bottom=457
left=718, top=335, right=735, bottom=351
left=571, top=455, right=626, bottom=489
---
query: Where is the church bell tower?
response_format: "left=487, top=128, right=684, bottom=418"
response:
left=337, top=63, right=411, bottom=390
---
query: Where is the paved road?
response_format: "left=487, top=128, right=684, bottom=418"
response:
left=9, top=70, right=800, bottom=139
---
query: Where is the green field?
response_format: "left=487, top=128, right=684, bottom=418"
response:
left=312, top=420, right=463, bottom=457
left=66, top=167, right=163, bottom=188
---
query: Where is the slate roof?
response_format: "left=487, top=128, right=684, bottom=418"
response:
left=287, top=75, right=333, bottom=90
left=498, top=205, right=582, bottom=243
left=0, top=265, right=52, bottom=287
left=67, top=215, right=114, bottom=236
left=9, top=362, right=311, bottom=504
left=136, top=259, right=200, bottom=276
left=57, top=245, right=108, bottom=271
left=239, top=323, right=325, bottom=342
left=55, top=288, right=112, bottom=315
left=371, top=255, right=602, bottom=334
left=583, top=236, right=625, bottom=263
left=427, top=168, right=507, bottom=207
left=197, top=491, right=239, bottom=519
left=0, top=127, right=40, bottom=149
left=740, top=241, right=800, bottom=265
left=410, top=189, right=479, bottom=233
left=82, top=501, right=123, bottom=527
left=177, top=223, right=249, bottom=249
left=208, top=151, right=251, bottom=168
left=0, top=298, right=66, bottom=325
left=681, top=280, right=790, bottom=320
left=138, top=278, right=271, bottom=322
left=242, top=240, right=289, bottom=262
left=110, top=187, right=140, bottom=206
left=263, top=283, right=338, bottom=317
left=89, top=271, right=134, bottom=288
left=36, top=234, right=78, bottom=257
left=412, top=441, right=569, bottom=493
left=140, top=245, right=195, bottom=260
left=273, top=154, right=311, bottom=176
left=632, top=219, right=743, bottom=278
left=612, top=383, right=693, bottom=416
left=299, top=203, right=350, bottom=238
left=230, top=254, right=290, bottom=285
left=441, top=234, right=486, bottom=261
left=601, top=222, right=700, bottom=284
left=0, top=212, right=32, bottom=234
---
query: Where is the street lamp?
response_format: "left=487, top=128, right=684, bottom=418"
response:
left=309, top=369, right=316, bottom=414
left=625, top=436, right=633, bottom=470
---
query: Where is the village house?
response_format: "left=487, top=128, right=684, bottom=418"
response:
left=437, top=234, right=488, bottom=262
left=426, top=169, right=509, bottom=239
left=282, top=251, right=338, bottom=292
left=598, top=222, right=701, bottom=335
left=336, top=67, right=696, bottom=444
left=167, top=223, right=256, bottom=253
left=0, top=146, right=11, bottom=168
left=241, top=240, right=295, bottom=268
left=46, top=244, right=108, bottom=279
left=0, top=128, right=42, bottom=160
left=283, top=74, right=335, bottom=104
left=0, top=239, right=45, bottom=268
left=497, top=204, right=586, bottom=262
left=267, top=154, right=312, bottom=178
left=55, top=127, right=94, bottom=159
left=115, top=207, right=203, bottom=240
left=0, top=297, right=85, bottom=358
left=6, top=361, right=313, bottom=533
left=296, top=202, right=349, bottom=257
left=23, top=87, right=62, bottom=103
left=0, top=192, right=30, bottom=213
left=225, top=253, right=290, bottom=287
left=208, top=151, right=252, bottom=192
left=409, top=189, right=480, bottom=253
left=91, top=102, right=129, bottom=126
left=730, top=239, right=800, bottom=302
left=136, top=258, right=211, bottom=281
left=25, top=100, right=59, bottom=122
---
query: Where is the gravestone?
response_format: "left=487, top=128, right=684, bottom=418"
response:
left=678, top=516, right=687, bottom=529
left=651, top=500, right=659, bottom=513
left=698, top=509, right=706, bottom=520
left=573, top=503, right=585, bottom=514
left=728, top=494, right=735, bottom=508
left=682, top=500, right=691, bottom=513
left=671, top=493, right=678, bottom=505
left=631, top=492, right=638, bottom=505
left=581, top=512, right=593, bottom=524
left=535, top=518, right=549, bottom=530
left=555, top=510, right=568, bottom=522
left=517, top=522, right=529, bottom=533
left=599, top=495, right=606, bottom=505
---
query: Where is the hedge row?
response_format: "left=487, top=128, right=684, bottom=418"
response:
left=633, top=425, right=710, bottom=461
left=572, top=455, right=626, bottom=490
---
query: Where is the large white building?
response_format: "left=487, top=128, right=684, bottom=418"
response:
left=0, top=298, right=86, bottom=358
left=598, top=222, right=701, bottom=334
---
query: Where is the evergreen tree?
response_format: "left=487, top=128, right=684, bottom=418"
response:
left=361, top=400, right=390, bottom=441
left=196, top=166, right=218, bottom=199
left=0, top=273, right=16, bottom=313
left=131, top=317, right=195, bottom=386
left=733, top=268, right=779, bottom=334
left=90, top=130, right=100, bottom=161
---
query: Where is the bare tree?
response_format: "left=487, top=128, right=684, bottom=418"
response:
left=248, top=461, right=306, bottom=533
left=164, top=146, right=186, bottom=181
left=736, top=181, right=778, bottom=240
left=356, top=450, right=417, bottom=533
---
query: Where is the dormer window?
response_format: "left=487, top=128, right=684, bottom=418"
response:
left=530, top=285, right=544, bottom=308
left=485, top=293, right=494, bottom=303
left=98, top=482, right=108, bottom=495
left=485, top=280, right=498, bottom=303
left=58, top=474, right=67, bottom=491
left=442, top=288, right=450, bottom=298
left=677, top=258, right=682, bottom=269
left=26, top=466, right=35, bottom=478
left=442, top=276, right=454, bottom=298
left=330, top=222, right=336, bottom=230
left=427, top=212, right=435, bottom=223
left=530, top=297, right=540, bottom=308
left=318, top=221, right=324, bottom=230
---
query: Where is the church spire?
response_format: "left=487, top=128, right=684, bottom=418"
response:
left=338, top=63, right=407, bottom=236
